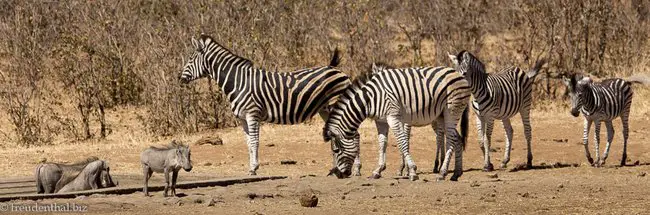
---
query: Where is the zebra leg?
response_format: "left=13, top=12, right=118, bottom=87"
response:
left=600, top=120, right=615, bottom=166
left=621, top=113, right=630, bottom=166
left=242, top=116, right=261, bottom=175
left=433, top=120, right=445, bottom=174
left=483, top=119, right=495, bottom=172
left=387, top=116, right=418, bottom=181
left=371, top=120, right=389, bottom=179
left=396, top=123, right=412, bottom=176
left=582, top=119, right=593, bottom=164
left=352, top=150, right=361, bottom=176
left=501, top=118, right=514, bottom=169
left=476, top=114, right=485, bottom=153
left=593, top=120, right=602, bottom=167
left=521, top=110, right=533, bottom=169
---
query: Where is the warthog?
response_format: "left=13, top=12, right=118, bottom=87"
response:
left=141, top=141, right=192, bottom=197
left=35, top=156, right=99, bottom=194
left=57, top=160, right=117, bottom=193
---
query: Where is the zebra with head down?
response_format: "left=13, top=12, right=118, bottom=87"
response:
left=323, top=63, right=470, bottom=181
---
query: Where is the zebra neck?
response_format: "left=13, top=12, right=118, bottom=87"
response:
left=469, top=72, right=492, bottom=106
left=208, top=59, right=255, bottom=100
left=581, top=86, right=599, bottom=115
left=341, top=92, right=370, bottom=134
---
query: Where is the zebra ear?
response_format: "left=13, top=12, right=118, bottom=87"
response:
left=191, top=37, right=204, bottom=51
left=448, top=52, right=459, bottom=66
left=322, top=129, right=332, bottom=142
left=562, top=76, right=571, bottom=87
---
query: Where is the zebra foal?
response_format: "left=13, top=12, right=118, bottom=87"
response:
left=449, top=51, right=545, bottom=171
left=180, top=35, right=350, bottom=175
left=562, top=73, right=636, bottom=167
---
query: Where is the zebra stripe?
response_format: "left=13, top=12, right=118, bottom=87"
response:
left=563, top=74, right=634, bottom=167
left=180, top=35, right=350, bottom=175
left=449, top=51, right=545, bottom=171
left=323, top=64, right=470, bottom=181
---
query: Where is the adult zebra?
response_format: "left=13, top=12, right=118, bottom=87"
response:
left=449, top=51, right=546, bottom=171
left=562, top=73, right=636, bottom=167
left=179, top=35, right=350, bottom=175
left=323, top=63, right=470, bottom=181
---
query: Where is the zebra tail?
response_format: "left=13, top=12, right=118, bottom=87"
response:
left=329, top=48, right=341, bottom=67
left=460, top=105, right=469, bottom=151
left=526, top=58, right=547, bottom=79
left=625, top=74, right=650, bottom=86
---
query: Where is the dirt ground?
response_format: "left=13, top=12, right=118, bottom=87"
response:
left=2, top=109, right=650, bottom=214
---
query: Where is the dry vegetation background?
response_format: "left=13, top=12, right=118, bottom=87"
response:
left=0, top=0, right=648, bottom=146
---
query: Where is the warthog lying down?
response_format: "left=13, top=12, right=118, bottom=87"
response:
left=57, top=160, right=116, bottom=193
left=141, top=141, right=192, bottom=197
left=35, top=157, right=100, bottom=194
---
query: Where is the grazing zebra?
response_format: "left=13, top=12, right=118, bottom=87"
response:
left=562, top=73, right=635, bottom=167
left=449, top=51, right=545, bottom=171
left=323, top=63, right=470, bottom=181
left=180, top=35, right=351, bottom=175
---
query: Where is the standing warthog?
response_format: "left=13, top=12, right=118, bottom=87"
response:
left=57, top=160, right=117, bottom=193
left=141, top=141, right=192, bottom=197
left=35, top=156, right=99, bottom=194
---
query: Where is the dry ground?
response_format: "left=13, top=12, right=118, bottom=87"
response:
left=1, top=89, right=650, bottom=214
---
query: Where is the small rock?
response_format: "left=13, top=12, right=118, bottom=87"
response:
left=195, top=135, right=223, bottom=146
left=280, top=160, right=297, bottom=165
left=297, top=188, right=318, bottom=207
left=470, top=181, right=480, bottom=187
left=341, top=195, right=346, bottom=200
left=421, top=179, right=429, bottom=183
left=75, top=196, right=87, bottom=200
left=371, top=208, right=378, bottom=212
left=361, top=183, right=372, bottom=186
left=300, top=174, right=317, bottom=178
left=520, top=192, right=530, bottom=198
left=193, top=198, right=204, bottom=204
left=311, top=160, right=316, bottom=163
left=247, top=193, right=258, bottom=199
left=489, top=193, right=496, bottom=197
left=486, top=173, right=498, bottom=179
left=435, top=197, right=442, bottom=202
left=634, top=160, right=640, bottom=166
left=260, top=162, right=270, bottom=166
left=206, top=198, right=224, bottom=206
left=557, top=184, right=564, bottom=189
left=389, top=182, right=395, bottom=186
left=203, top=162, right=212, bottom=166
left=371, top=196, right=377, bottom=199
left=638, top=172, right=646, bottom=177
left=265, top=144, right=275, bottom=147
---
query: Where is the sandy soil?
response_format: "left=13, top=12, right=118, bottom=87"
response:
left=2, top=108, right=650, bottom=214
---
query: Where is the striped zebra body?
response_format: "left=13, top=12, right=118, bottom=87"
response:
left=180, top=35, right=350, bottom=175
left=450, top=51, right=545, bottom=171
left=563, top=74, right=633, bottom=167
left=323, top=64, right=470, bottom=181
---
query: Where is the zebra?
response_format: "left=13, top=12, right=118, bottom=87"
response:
left=323, top=63, right=470, bottom=181
left=562, top=73, right=635, bottom=167
left=179, top=35, right=351, bottom=176
left=448, top=51, right=545, bottom=171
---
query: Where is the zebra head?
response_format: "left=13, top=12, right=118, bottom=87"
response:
left=563, top=73, right=592, bottom=117
left=322, top=126, right=359, bottom=178
left=448, top=50, right=486, bottom=78
left=180, top=36, right=210, bottom=84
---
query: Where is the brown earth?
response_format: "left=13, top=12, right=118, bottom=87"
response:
left=2, top=105, right=650, bottom=214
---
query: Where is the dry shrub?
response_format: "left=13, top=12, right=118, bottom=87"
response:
left=0, top=0, right=648, bottom=144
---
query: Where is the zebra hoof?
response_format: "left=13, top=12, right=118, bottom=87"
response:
left=500, top=163, right=508, bottom=169
left=587, top=157, right=594, bottom=165
left=248, top=171, right=257, bottom=176
left=450, top=175, right=460, bottom=181
left=435, top=175, right=445, bottom=181
left=526, top=163, right=533, bottom=169
left=369, top=173, right=382, bottom=179
left=432, top=168, right=440, bottom=174
left=483, top=163, right=494, bottom=172
left=409, top=175, right=419, bottom=181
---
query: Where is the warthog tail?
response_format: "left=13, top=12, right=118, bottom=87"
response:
left=35, top=164, right=44, bottom=194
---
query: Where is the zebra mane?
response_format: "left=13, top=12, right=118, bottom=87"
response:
left=199, top=34, right=253, bottom=67
left=457, top=50, right=487, bottom=74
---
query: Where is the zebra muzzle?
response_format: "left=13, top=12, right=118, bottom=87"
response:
left=327, top=167, right=350, bottom=179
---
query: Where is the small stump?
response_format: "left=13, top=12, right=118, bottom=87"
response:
left=298, top=188, right=318, bottom=207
